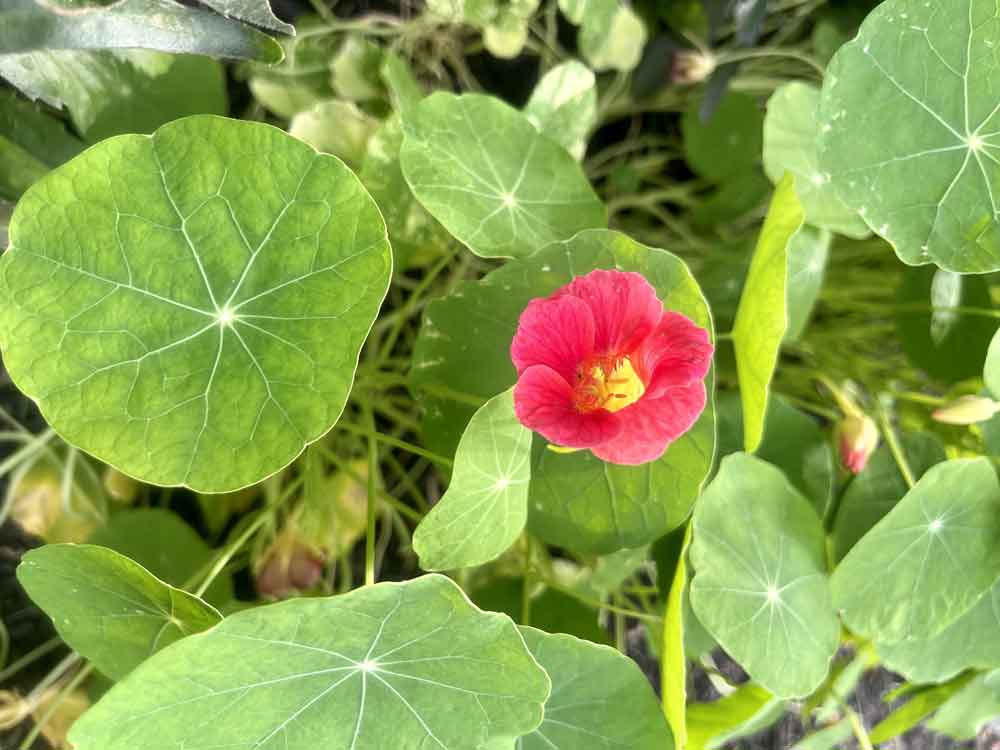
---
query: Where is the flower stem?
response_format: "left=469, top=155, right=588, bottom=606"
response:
left=876, top=401, right=915, bottom=489
left=365, top=407, right=379, bottom=587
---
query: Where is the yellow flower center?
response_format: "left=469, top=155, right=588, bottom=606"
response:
left=574, top=356, right=646, bottom=414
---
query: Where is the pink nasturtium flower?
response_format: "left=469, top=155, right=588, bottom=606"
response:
left=510, top=269, right=714, bottom=465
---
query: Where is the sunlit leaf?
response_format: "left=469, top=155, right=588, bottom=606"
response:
left=686, top=683, right=775, bottom=750
left=926, top=673, right=1000, bottom=741
left=68, top=575, right=550, bottom=750
left=869, top=674, right=975, bottom=745
left=0, top=0, right=282, bottom=62
left=763, top=82, right=868, bottom=238
left=818, top=0, right=1000, bottom=272
left=411, top=229, right=714, bottom=554
left=661, top=524, right=691, bottom=749
left=784, top=226, right=830, bottom=343
left=401, top=92, right=606, bottom=258
left=413, top=390, right=531, bottom=571
left=289, top=99, right=378, bottom=167
left=831, top=458, right=1000, bottom=643
left=524, top=60, right=596, bottom=160
left=732, top=174, right=805, bottom=452
left=17, top=543, right=221, bottom=680
left=558, top=0, right=647, bottom=72
left=690, top=453, right=839, bottom=698
left=0, top=115, right=392, bottom=492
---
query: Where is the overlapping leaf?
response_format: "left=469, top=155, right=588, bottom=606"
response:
left=524, top=60, right=596, bottom=159
left=832, top=458, right=1000, bottom=643
left=400, top=92, right=606, bottom=259
left=413, top=390, right=532, bottom=570
left=690, top=453, right=839, bottom=698
left=818, top=0, right=1000, bottom=272
left=69, top=575, right=551, bottom=750
left=0, top=115, right=392, bottom=492
left=17, top=543, right=221, bottom=680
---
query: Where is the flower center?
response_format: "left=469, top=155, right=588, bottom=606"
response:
left=573, top=356, right=646, bottom=414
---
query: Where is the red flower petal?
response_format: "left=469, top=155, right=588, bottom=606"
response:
left=590, top=380, right=706, bottom=465
left=514, top=365, right=621, bottom=448
left=558, top=269, right=662, bottom=355
left=634, top=311, right=714, bottom=398
left=511, top=295, right=596, bottom=382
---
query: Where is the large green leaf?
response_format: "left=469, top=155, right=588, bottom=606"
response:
left=69, top=575, right=550, bottom=750
left=198, top=0, right=294, bottom=35
left=690, top=453, right=839, bottom=698
left=895, top=265, right=996, bottom=383
left=818, top=0, right=1000, bottom=273
left=17, top=543, right=221, bottom=680
left=410, top=229, right=714, bottom=554
left=413, top=390, right=532, bottom=571
left=523, top=60, right=596, bottom=160
left=831, top=433, right=946, bottom=562
left=87, top=507, right=233, bottom=606
left=400, top=92, right=606, bottom=259
left=762, top=82, right=868, bottom=238
left=0, top=115, right=392, bottom=492
left=732, top=174, right=805, bottom=452
left=504, top=627, right=673, bottom=750
left=878, top=579, right=1000, bottom=683
left=0, top=0, right=282, bottom=62
left=831, top=458, right=1000, bottom=643
left=0, top=50, right=227, bottom=142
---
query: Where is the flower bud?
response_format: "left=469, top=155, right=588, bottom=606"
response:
left=837, top=414, right=879, bottom=474
left=103, top=466, right=139, bottom=504
left=931, top=395, right=1000, bottom=425
left=255, top=533, right=325, bottom=600
left=672, top=50, right=716, bottom=86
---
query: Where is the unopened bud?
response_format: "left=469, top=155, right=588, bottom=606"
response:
left=837, top=414, right=879, bottom=474
left=931, top=395, right=1000, bottom=425
left=256, top=536, right=325, bottom=600
left=672, top=50, right=716, bottom=86
left=103, top=466, right=139, bottom=504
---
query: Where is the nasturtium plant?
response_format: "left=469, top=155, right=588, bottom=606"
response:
left=819, top=0, right=1000, bottom=272
left=7, top=2, right=1000, bottom=747
left=400, top=93, right=606, bottom=259
left=0, top=115, right=391, bottom=493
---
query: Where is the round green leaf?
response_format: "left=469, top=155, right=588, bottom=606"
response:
left=68, top=574, right=550, bottom=750
left=0, top=115, right=392, bottom=493
left=400, top=92, right=606, bottom=259
left=413, top=389, right=532, bottom=571
left=87, top=507, right=233, bottom=606
left=507, top=627, right=673, bottom=750
left=818, top=0, right=1000, bottom=273
left=879, top=580, right=1000, bottom=684
left=690, top=453, right=839, bottom=699
left=524, top=60, right=596, bottom=160
left=733, top=174, right=805, bottom=452
left=895, top=265, right=996, bottom=383
left=682, top=92, right=763, bottom=182
left=557, top=0, right=647, bottom=72
left=410, top=229, right=715, bottom=554
left=831, top=458, right=1000, bottom=643
left=763, top=82, right=869, bottom=238
left=831, top=433, right=946, bottom=562
left=17, top=543, right=221, bottom=680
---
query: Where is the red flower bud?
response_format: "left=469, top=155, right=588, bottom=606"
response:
left=837, top=414, right=879, bottom=474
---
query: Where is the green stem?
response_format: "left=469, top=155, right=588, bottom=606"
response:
left=716, top=48, right=825, bottom=77
left=192, top=510, right=273, bottom=598
left=337, top=421, right=453, bottom=467
left=542, top=580, right=662, bottom=623
left=18, top=662, right=93, bottom=750
left=0, top=638, right=61, bottom=684
left=877, top=402, right=915, bottom=489
left=844, top=703, right=875, bottom=750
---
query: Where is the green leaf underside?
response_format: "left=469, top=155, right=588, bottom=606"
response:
left=0, top=115, right=391, bottom=493
left=831, top=433, right=946, bottom=562
left=818, top=0, right=1000, bottom=273
left=413, top=390, right=532, bottom=571
left=0, top=0, right=283, bottom=62
left=17, top=543, right=221, bottom=681
left=831, top=458, right=1000, bottom=643
left=878, top=579, right=1000, bottom=683
left=197, top=0, right=294, bottom=35
left=505, top=627, right=672, bottom=750
left=400, top=92, right=606, bottom=259
left=68, top=575, right=550, bottom=750
left=733, top=173, right=805, bottom=452
left=410, top=229, right=715, bottom=554
left=762, top=82, right=868, bottom=238
left=690, top=453, right=839, bottom=698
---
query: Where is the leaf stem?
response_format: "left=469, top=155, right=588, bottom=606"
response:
left=876, top=400, right=915, bottom=489
left=365, top=408, right=378, bottom=587
left=192, top=509, right=273, bottom=598
left=336, top=421, right=453, bottom=467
